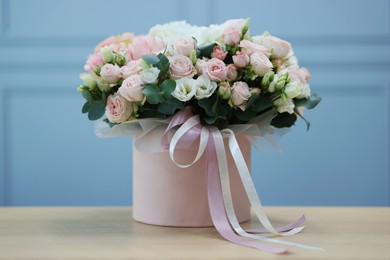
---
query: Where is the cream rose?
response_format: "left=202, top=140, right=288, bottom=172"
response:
left=202, top=58, right=227, bottom=82
left=230, top=81, right=251, bottom=111
left=252, top=35, right=292, bottom=59
left=118, top=74, right=144, bottom=102
left=169, top=55, right=197, bottom=80
left=171, top=35, right=197, bottom=56
left=121, top=60, right=142, bottom=78
left=226, top=64, right=238, bottom=81
left=232, top=51, right=250, bottom=68
left=239, top=40, right=270, bottom=57
left=250, top=52, right=273, bottom=76
left=100, top=64, right=122, bottom=84
left=105, top=93, right=133, bottom=123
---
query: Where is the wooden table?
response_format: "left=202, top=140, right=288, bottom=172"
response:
left=0, top=207, right=389, bottom=259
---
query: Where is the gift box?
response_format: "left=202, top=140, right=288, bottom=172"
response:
left=132, top=136, right=251, bottom=227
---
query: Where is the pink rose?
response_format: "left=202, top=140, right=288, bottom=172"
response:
left=211, top=45, right=227, bottom=60
left=226, top=64, right=238, bottom=81
left=118, top=74, right=144, bottom=102
left=105, top=93, right=133, bottom=123
left=222, top=26, right=241, bottom=45
left=230, top=81, right=251, bottom=111
left=232, top=51, right=249, bottom=68
left=171, top=35, right=197, bottom=56
left=223, top=19, right=247, bottom=30
left=94, top=36, right=117, bottom=53
left=127, top=35, right=164, bottom=60
left=300, top=67, right=311, bottom=81
left=169, top=55, right=197, bottom=80
left=239, top=40, right=270, bottom=57
left=94, top=33, right=135, bottom=53
left=253, top=35, right=292, bottom=59
left=121, top=60, right=142, bottom=78
left=202, top=58, right=227, bottom=82
left=250, top=52, right=273, bottom=76
left=100, top=64, right=122, bottom=83
left=84, top=53, right=104, bottom=72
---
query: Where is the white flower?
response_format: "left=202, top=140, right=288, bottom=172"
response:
left=268, top=74, right=278, bottom=93
left=194, top=75, right=218, bottom=99
left=297, top=83, right=311, bottom=99
left=171, top=77, right=197, bottom=102
left=284, top=82, right=300, bottom=99
left=274, top=98, right=295, bottom=114
left=100, top=46, right=114, bottom=63
left=140, top=67, right=160, bottom=84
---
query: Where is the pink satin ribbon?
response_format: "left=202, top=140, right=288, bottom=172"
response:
left=161, top=108, right=318, bottom=254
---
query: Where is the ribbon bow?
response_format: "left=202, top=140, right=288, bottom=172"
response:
left=161, top=108, right=322, bottom=254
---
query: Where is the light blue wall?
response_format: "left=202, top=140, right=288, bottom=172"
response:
left=0, top=0, right=389, bottom=206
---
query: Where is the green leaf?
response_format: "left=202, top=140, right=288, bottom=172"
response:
left=271, top=112, right=297, bottom=128
left=141, top=84, right=165, bottom=104
left=142, top=55, right=159, bottom=65
left=156, top=53, right=170, bottom=76
left=158, top=98, right=184, bottom=115
left=233, top=109, right=257, bottom=122
left=198, top=94, right=227, bottom=124
left=294, top=93, right=321, bottom=109
left=81, top=90, right=93, bottom=102
left=294, top=108, right=311, bottom=131
left=160, top=79, right=176, bottom=99
left=197, top=43, right=218, bottom=58
left=247, top=94, right=273, bottom=112
left=82, top=102, right=92, bottom=114
left=88, top=100, right=105, bottom=121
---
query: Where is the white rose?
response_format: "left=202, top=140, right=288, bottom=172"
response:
left=250, top=52, right=273, bottom=76
left=118, top=75, right=144, bottom=102
left=274, top=98, right=295, bottom=114
left=297, top=83, right=311, bottom=99
left=194, top=75, right=218, bottom=99
left=172, top=77, right=197, bottom=102
left=100, top=64, right=122, bottom=84
left=140, top=67, right=160, bottom=84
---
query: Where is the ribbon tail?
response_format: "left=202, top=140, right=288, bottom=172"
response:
left=206, top=134, right=288, bottom=254
left=247, top=215, right=306, bottom=234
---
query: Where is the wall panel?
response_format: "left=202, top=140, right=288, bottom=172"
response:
left=212, top=0, right=390, bottom=39
left=4, top=88, right=133, bottom=205
left=0, top=0, right=389, bottom=206
left=7, top=0, right=185, bottom=38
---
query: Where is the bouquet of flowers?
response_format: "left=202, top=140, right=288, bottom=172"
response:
left=77, top=18, right=320, bottom=130
left=77, top=19, right=322, bottom=254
